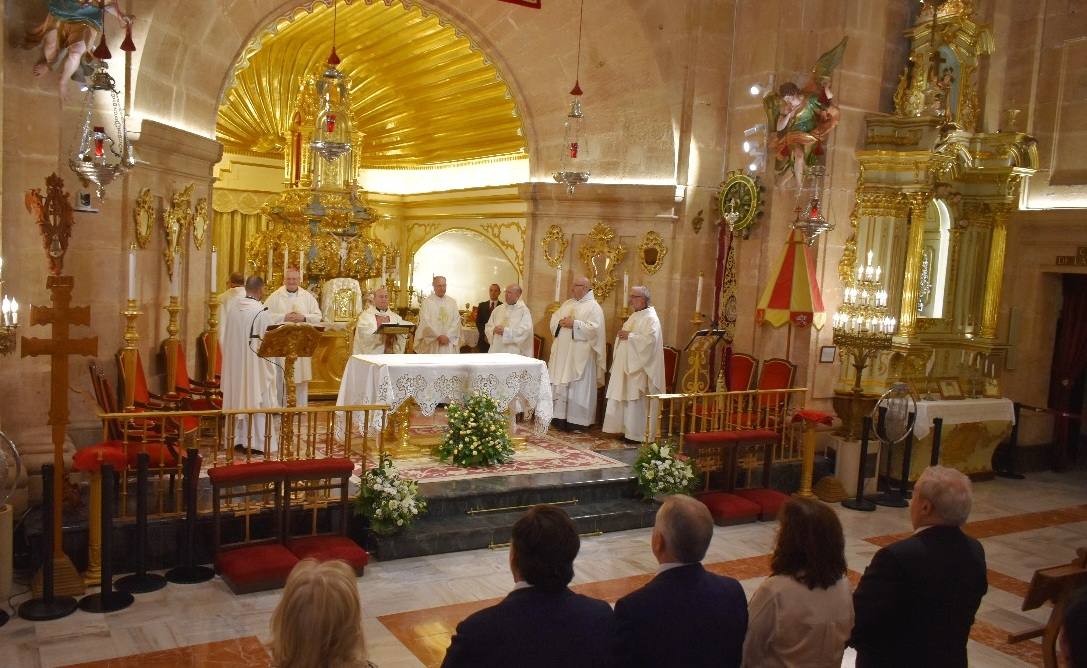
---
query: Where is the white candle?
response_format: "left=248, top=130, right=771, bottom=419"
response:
left=127, top=248, right=136, bottom=300
left=554, top=265, right=562, bottom=302
left=11, top=299, right=17, bottom=325
left=170, top=256, right=180, bottom=297
left=299, top=250, right=305, bottom=282
left=283, top=248, right=288, bottom=277
left=622, top=273, right=629, bottom=302
left=210, top=248, right=218, bottom=291
left=381, top=255, right=387, bottom=283
left=695, top=273, right=704, bottom=313
left=1, top=297, right=9, bottom=326
left=267, top=247, right=274, bottom=278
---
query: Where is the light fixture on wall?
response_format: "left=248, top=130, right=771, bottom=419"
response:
left=0, top=257, right=19, bottom=356
left=311, top=0, right=354, bottom=162
left=552, top=0, right=591, bottom=195
left=67, top=1, right=137, bottom=199
left=742, top=124, right=766, bottom=173
left=791, top=166, right=835, bottom=245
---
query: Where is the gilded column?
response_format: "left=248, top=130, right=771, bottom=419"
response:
left=897, top=192, right=931, bottom=338
left=979, top=202, right=1009, bottom=339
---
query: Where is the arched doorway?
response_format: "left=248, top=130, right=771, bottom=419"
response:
left=412, top=230, right=520, bottom=307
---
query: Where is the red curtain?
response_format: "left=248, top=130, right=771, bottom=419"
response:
left=1049, top=274, right=1087, bottom=410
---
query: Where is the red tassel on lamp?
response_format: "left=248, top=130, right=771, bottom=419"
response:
left=120, top=21, right=136, bottom=52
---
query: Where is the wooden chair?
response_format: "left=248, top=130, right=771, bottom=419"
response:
left=198, top=330, right=221, bottom=385
left=533, top=334, right=544, bottom=360
left=169, top=341, right=221, bottom=411
left=663, top=345, right=680, bottom=393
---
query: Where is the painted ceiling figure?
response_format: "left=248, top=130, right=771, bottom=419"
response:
left=763, top=37, right=847, bottom=188
left=24, top=0, right=131, bottom=97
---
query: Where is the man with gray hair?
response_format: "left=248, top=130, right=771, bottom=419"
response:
left=415, top=275, right=460, bottom=354
left=614, top=495, right=748, bottom=667
left=851, top=465, right=987, bottom=668
left=485, top=284, right=534, bottom=357
left=603, top=285, right=664, bottom=443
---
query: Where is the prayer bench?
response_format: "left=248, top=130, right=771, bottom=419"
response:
left=683, top=429, right=788, bottom=526
left=210, top=458, right=368, bottom=594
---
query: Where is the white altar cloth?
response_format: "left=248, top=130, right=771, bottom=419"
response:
left=337, top=353, right=553, bottom=434
left=912, top=397, right=1015, bottom=439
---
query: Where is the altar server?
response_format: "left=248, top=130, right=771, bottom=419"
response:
left=485, top=284, right=534, bottom=357
left=353, top=286, right=410, bottom=355
left=220, top=276, right=288, bottom=454
left=603, top=286, right=665, bottom=443
left=217, top=271, right=245, bottom=323
left=265, top=267, right=323, bottom=407
left=548, top=275, right=606, bottom=431
left=414, top=275, right=461, bottom=354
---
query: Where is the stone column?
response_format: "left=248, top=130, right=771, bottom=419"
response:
left=897, top=192, right=932, bottom=339
left=979, top=202, right=1010, bottom=340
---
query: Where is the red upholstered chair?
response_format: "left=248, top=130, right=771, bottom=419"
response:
left=663, top=346, right=680, bottom=394
left=757, top=358, right=797, bottom=391
left=198, top=330, right=222, bottom=385
left=726, top=352, right=758, bottom=392
left=209, top=461, right=297, bottom=594
left=73, top=442, right=128, bottom=474
left=89, top=361, right=181, bottom=473
left=283, top=458, right=369, bottom=574
left=171, top=342, right=221, bottom=410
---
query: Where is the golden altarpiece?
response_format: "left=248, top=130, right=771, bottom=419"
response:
left=832, top=0, right=1037, bottom=478
left=246, top=70, right=398, bottom=395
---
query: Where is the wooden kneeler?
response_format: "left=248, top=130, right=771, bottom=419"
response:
left=1008, top=547, right=1087, bottom=667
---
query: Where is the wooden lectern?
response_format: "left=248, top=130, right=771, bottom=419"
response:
left=1008, top=547, right=1087, bottom=667
left=378, top=322, right=416, bottom=354
left=259, top=323, right=323, bottom=456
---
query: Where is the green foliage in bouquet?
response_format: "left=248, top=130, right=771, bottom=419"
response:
left=353, top=454, right=426, bottom=535
left=438, top=392, right=514, bottom=467
left=633, top=441, right=697, bottom=498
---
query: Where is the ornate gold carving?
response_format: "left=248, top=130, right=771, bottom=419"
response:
left=24, top=173, right=76, bottom=276
left=578, top=222, right=626, bottom=301
left=979, top=202, right=1010, bottom=339
left=192, top=197, right=208, bottom=250
left=332, top=288, right=359, bottom=323
left=540, top=224, right=568, bottom=269
left=898, top=192, right=933, bottom=338
left=163, top=184, right=194, bottom=279
left=133, top=188, right=154, bottom=249
left=637, top=231, right=668, bottom=275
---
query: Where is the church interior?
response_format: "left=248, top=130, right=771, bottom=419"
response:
left=1, top=0, right=1087, bottom=666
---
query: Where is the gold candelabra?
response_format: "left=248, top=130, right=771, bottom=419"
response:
left=120, top=299, right=142, bottom=410
left=163, top=296, right=182, bottom=398
left=205, top=291, right=219, bottom=383
left=832, top=251, right=895, bottom=394
left=0, top=258, right=19, bottom=355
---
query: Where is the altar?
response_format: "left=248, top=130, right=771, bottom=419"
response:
left=337, top=353, right=553, bottom=441
left=885, top=397, right=1016, bottom=482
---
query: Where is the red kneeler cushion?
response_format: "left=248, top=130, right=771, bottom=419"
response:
left=284, top=458, right=356, bottom=479
left=684, top=431, right=739, bottom=445
left=208, top=461, right=288, bottom=486
left=216, top=543, right=299, bottom=594
left=695, top=491, right=761, bottom=526
left=286, top=535, right=369, bottom=574
left=732, top=488, right=789, bottom=520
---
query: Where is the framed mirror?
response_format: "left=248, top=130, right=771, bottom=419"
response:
left=540, top=224, right=568, bottom=268
left=133, top=188, right=154, bottom=249
left=578, top=222, right=626, bottom=300
left=638, top=231, right=668, bottom=275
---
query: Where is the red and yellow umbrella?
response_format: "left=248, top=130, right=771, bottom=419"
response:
left=755, top=229, right=825, bottom=329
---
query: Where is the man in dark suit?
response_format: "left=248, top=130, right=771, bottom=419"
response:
left=851, top=465, right=988, bottom=668
left=614, top=495, right=747, bottom=668
left=475, top=283, right=501, bottom=353
left=441, top=505, right=614, bottom=668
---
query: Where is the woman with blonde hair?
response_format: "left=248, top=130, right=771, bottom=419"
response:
left=271, top=559, right=374, bottom=668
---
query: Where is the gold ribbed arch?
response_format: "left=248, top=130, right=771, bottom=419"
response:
left=217, top=0, right=526, bottom=166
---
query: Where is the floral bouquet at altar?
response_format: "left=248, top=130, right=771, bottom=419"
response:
left=633, top=441, right=696, bottom=499
left=354, top=454, right=426, bottom=535
left=438, top=392, right=514, bottom=467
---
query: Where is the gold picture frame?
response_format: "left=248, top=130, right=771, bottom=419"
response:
left=983, top=377, right=1001, bottom=398
left=133, top=188, right=154, bottom=249
left=540, top=224, right=568, bottom=268
left=192, top=197, right=208, bottom=250
left=578, top=222, right=626, bottom=301
left=938, top=378, right=964, bottom=400
left=637, top=230, right=668, bottom=275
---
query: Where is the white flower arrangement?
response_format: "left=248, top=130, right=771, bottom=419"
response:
left=354, top=454, right=426, bottom=535
left=633, top=441, right=696, bottom=498
left=437, top=392, right=514, bottom=467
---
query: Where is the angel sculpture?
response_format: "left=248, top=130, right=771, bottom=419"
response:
left=24, top=0, right=131, bottom=98
left=763, top=37, right=847, bottom=188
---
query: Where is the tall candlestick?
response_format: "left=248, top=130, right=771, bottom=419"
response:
left=283, top=248, right=288, bottom=277
left=299, top=250, right=304, bottom=281
left=554, top=265, right=562, bottom=302
left=267, top=247, right=274, bottom=279
left=127, top=246, right=136, bottom=301
left=170, top=255, right=180, bottom=298
left=695, top=272, right=703, bottom=313
left=622, top=272, right=629, bottom=301
left=210, top=247, right=218, bottom=290
left=381, top=255, right=387, bottom=284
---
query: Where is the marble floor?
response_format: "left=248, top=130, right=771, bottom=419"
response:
left=2, top=469, right=1085, bottom=667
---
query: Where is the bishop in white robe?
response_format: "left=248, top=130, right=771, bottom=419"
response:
left=264, top=267, right=323, bottom=407
left=485, top=284, right=534, bottom=357
left=548, top=276, right=606, bottom=429
left=220, top=276, right=286, bottom=454
left=603, top=286, right=665, bottom=442
left=353, top=287, right=410, bottom=355
left=414, top=275, right=461, bottom=354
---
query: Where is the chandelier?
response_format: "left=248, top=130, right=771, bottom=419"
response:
left=0, top=257, right=18, bottom=356
left=552, top=0, right=590, bottom=194
left=832, top=250, right=896, bottom=393
left=68, top=1, right=136, bottom=198
left=791, top=166, right=834, bottom=245
left=311, top=0, right=353, bottom=162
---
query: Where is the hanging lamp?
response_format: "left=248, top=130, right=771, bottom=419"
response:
left=311, top=0, right=354, bottom=162
left=552, top=0, right=590, bottom=194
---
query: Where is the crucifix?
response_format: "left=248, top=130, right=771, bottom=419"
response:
left=22, top=174, right=98, bottom=595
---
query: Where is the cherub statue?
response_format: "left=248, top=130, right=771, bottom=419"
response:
left=762, top=37, right=848, bottom=188
left=24, top=0, right=131, bottom=98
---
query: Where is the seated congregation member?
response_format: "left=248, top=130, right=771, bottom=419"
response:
left=742, top=497, right=853, bottom=668
left=851, top=465, right=987, bottom=668
left=270, top=559, right=375, bottom=668
left=614, top=495, right=747, bottom=668
left=442, top=505, right=615, bottom=668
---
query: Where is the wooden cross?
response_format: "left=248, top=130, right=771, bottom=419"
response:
left=21, top=275, right=98, bottom=561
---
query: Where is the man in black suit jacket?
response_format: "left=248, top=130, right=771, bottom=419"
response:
left=475, top=283, right=501, bottom=353
left=851, top=465, right=988, bottom=668
left=441, top=505, right=614, bottom=668
left=614, top=495, right=747, bottom=668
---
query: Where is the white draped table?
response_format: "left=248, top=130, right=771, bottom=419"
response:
left=336, top=353, right=553, bottom=435
left=887, top=397, right=1016, bottom=481
left=912, top=398, right=1016, bottom=438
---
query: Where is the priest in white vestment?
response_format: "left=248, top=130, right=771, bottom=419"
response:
left=216, top=272, right=245, bottom=323
left=603, top=286, right=665, bottom=442
left=264, top=267, right=323, bottom=407
left=548, top=275, right=606, bottom=431
left=353, top=286, right=410, bottom=355
left=485, top=284, right=534, bottom=357
left=414, top=275, right=461, bottom=354
left=220, top=276, right=293, bottom=454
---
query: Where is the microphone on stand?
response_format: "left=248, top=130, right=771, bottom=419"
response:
left=249, top=306, right=269, bottom=340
